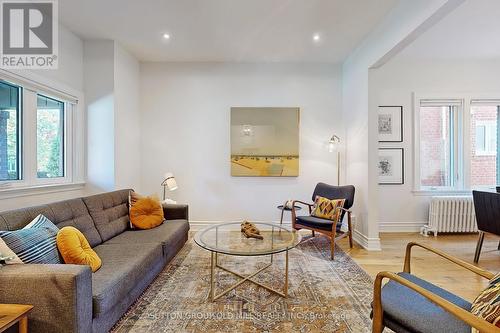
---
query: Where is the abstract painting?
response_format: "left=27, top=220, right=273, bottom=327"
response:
left=231, top=107, right=299, bottom=177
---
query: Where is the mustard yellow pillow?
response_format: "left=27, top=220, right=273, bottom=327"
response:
left=311, top=196, right=345, bottom=221
left=129, top=195, right=164, bottom=230
left=56, top=226, right=102, bottom=272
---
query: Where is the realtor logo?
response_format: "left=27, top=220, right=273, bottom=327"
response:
left=0, top=0, right=58, bottom=69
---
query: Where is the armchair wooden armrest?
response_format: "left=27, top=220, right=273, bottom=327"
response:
left=403, top=242, right=494, bottom=280
left=372, top=271, right=500, bottom=333
left=291, top=200, right=313, bottom=228
left=291, top=200, right=313, bottom=214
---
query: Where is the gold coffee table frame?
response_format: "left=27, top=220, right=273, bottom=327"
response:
left=194, top=222, right=301, bottom=302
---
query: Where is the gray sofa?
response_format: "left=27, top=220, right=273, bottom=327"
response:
left=0, top=189, right=189, bottom=333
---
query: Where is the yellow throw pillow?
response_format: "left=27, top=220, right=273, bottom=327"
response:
left=311, top=196, right=345, bottom=221
left=129, top=195, right=164, bottom=230
left=56, top=226, right=102, bottom=272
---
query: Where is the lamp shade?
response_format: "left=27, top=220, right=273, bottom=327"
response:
left=328, top=135, right=341, bottom=153
left=163, top=172, right=178, bottom=191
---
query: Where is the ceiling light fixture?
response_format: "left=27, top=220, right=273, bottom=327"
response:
left=313, top=33, right=320, bottom=42
left=163, top=33, right=170, bottom=40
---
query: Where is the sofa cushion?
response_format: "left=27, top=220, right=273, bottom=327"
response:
left=471, top=272, right=500, bottom=332
left=91, top=242, right=163, bottom=316
left=0, top=215, right=61, bottom=264
left=0, top=198, right=102, bottom=247
left=105, top=219, right=189, bottom=257
left=83, top=190, right=131, bottom=242
left=129, top=194, right=164, bottom=230
left=380, top=272, right=471, bottom=333
left=57, top=226, right=102, bottom=272
left=311, top=196, right=345, bottom=221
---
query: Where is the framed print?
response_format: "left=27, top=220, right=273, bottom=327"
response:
left=378, top=106, right=403, bottom=142
left=378, top=148, right=404, bottom=185
left=230, top=107, right=300, bottom=177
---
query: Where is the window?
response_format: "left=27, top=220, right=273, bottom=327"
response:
left=417, top=99, right=462, bottom=190
left=415, top=96, right=500, bottom=192
left=470, top=101, right=500, bottom=188
left=0, top=81, right=21, bottom=181
left=37, top=94, right=64, bottom=178
left=0, top=75, right=82, bottom=192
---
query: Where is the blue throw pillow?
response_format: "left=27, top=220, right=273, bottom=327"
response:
left=0, top=214, right=61, bottom=264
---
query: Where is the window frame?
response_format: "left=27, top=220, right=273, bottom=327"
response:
left=413, top=93, right=500, bottom=194
left=413, top=94, right=464, bottom=192
left=0, top=69, right=85, bottom=196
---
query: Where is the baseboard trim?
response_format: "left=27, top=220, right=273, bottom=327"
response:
left=379, top=221, right=428, bottom=233
left=352, top=229, right=381, bottom=251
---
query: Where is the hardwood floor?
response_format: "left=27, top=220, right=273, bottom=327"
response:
left=336, top=232, right=499, bottom=301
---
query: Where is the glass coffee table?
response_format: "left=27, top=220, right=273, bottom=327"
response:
left=194, top=222, right=301, bottom=301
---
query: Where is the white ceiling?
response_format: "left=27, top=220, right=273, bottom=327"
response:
left=397, top=0, right=500, bottom=60
left=59, top=0, right=398, bottom=62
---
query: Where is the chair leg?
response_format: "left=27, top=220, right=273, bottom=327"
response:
left=347, top=213, right=353, bottom=248
left=330, top=236, right=335, bottom=260
left=474, top=232, right=485, bottom=263
left=312, top=230, right=315, bottom=237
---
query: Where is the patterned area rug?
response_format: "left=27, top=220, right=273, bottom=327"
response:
left=112, top=235, right=374, bottom=333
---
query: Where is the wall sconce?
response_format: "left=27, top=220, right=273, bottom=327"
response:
left=161, top=172, right=178, bottom=202
left=328, top=135, right=341, bottom=185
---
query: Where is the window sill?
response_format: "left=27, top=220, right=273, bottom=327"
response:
left=0, top=182, right=86, bottom=200
left=412, top=189, right=472, bottom=196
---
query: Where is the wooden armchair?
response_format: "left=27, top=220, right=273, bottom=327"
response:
left=372, top=242, right=499, bottom=333
left=291, top=183, right=355, bottom=260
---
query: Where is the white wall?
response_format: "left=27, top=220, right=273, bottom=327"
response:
left=114, top=43, right=141, bottom=191
left=140, top=62, right=342, bottom=221
left=341, top=0, right=461, bottom=249
left=372, top=58, right=500, bottom=231
left=84, top=40, right=115, bottom=192
left=84, top=40, right=141, bottom=192
left=0, top=24, right=87, bottom=211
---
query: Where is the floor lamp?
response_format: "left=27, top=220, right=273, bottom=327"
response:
left=328, top=135, right=341, bottom=186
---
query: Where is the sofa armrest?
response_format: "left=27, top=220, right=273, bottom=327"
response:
left=163, top=203, right=189, bottom=221
left=0, top=264, right=92, bottom=333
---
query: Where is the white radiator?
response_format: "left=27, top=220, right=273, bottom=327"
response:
left=421, top=196, right=478, bottom=236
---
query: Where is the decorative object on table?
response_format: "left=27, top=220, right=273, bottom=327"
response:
left=378, top=106, right=403, bottom=142
left=161, top=172, right=178, bottom=202
left=240, top=221, right=264, bottom=240
left=291, top=183, right=355, bottom=260
left=0, top=304, right=33, bottom=333
left=472, top=190, right=500, bottom=263
left=194, top=221, right=301, bottom=301
left=372, top=242, right=498, bottom=333
left=328, top=134, right=341, bottom=185
left=230, top=107, right=300, bottom=177
left=129, top=191, right=165, bottom=230
left=56, top=226, right=102, bottom=272
left=0, top=214, right=61, bottom=264
left=378, top=148, right=404, bottom=185
left=277, top=201, right=302, bottom=226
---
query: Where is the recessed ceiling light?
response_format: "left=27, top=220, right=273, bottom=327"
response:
left=163, top=33, right=170, bottom=40
left=313, top=34, right=320, bottom=42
